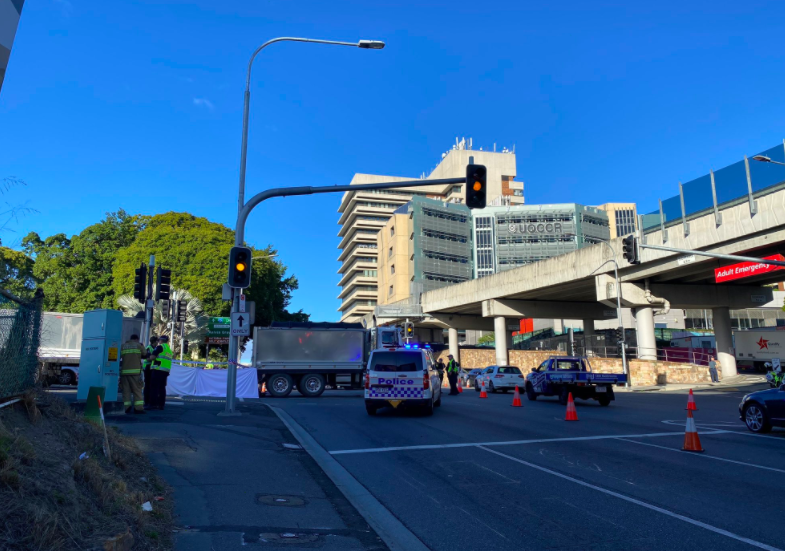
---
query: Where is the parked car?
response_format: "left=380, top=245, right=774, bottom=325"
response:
left=739, top=384, right=785, bottom=433
left=461, top=368, right=483, bottom=388
left=474, top=365, right=525, bottom=393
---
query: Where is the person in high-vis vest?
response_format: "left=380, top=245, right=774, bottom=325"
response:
left=120, top=334, right=147, bottom=414
left=446, top=354, right=461, bottom=395
left=143, top=335, right=159, bottom=409
left=149, top=335, right=174, bottom=410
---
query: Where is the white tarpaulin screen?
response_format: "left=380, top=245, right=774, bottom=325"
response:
left=165, top=363, right=258, bottom=399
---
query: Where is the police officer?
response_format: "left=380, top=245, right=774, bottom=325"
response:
left=446, top=354, right=460, bottom=395
left=120, top=334, right=147, bottom=414
left=436, top=357, right=446, bottom=387
left=149, top=335, right=173, bottom=410
left=143, top=335, right=158, bottom=408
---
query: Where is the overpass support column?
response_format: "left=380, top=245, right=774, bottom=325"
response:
left=634, top=307, right=657, bottom=361
left=583, top=319, right=595, bottom=355
left=712, top=307, right=738, bottom=378
left=494, top=317, right=508, bottom=366
left=448, top=328, right=460, bottom=364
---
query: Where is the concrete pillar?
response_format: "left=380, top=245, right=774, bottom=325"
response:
left=583, top=319, right=595, bottom=356
left=494, top=316, right=508, bottom=366
left=712, top=306, right=737, bottom=378
left=448, top=327, right=459, bottom=363
left=634, top=307, right=657, bottom=360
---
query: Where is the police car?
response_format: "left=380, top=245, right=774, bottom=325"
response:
left=365, top=345, right=442, bottom=416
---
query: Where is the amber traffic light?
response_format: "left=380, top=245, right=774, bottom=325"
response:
left=228, top=246, right=252, bottom=289
left=466, top=164, right=487, bottom=209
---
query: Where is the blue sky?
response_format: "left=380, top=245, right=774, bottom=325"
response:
left=2, top=0, right=785, bottom=322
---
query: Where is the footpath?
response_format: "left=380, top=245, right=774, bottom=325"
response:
left=108, top=399, right=388, bottom=551
left=617, top=373, right=767, bottom=393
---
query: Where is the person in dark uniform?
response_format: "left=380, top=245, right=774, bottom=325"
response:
left=446, top=354, right=460, bottom=395
left=436, top=357, right=446, bottom=387
left=148, top=335, right=173, bottom=410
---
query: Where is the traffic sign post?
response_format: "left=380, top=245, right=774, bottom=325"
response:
left=230, top=312, right=250, bottom=337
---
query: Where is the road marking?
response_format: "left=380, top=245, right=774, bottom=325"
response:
left=617, top=438, right=785, bottom=474
left=329, top=431, right=716, bottom=455
left=708, top=429, right=785, bottom=441
left=478, top=446, right=783, bottom=551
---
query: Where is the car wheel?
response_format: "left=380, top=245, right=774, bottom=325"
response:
left=558, top=387, right=570, bottom=405
left=422, top=398, right=434, bottom=416
left=298, top=374, right=326, bottom=397
left=267, top=373, right=294, bottom=398
left=365, top=403, right=378, bottom=416
left=744, top=403, right=772, bottom=433
left=434, top=392, right=442, bottom=407
left=525, top=382, right=537, bottom=401
left=489, top=381, right=497, bottom=393
left=597, top=395, right=611, bottom=407
left=474, top=381, right=480, bottom=392
left=58, top=370, right=75, bottom=385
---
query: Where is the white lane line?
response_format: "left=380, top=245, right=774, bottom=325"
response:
left=617, top=438, right=785, bottom=474
left=478, top=446, right=783, bottom=551
left=329, top=431, right=717, bottom=455
left=708, top=429, right=785, bottom=441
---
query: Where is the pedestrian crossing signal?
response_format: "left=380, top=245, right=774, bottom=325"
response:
left=228, top=246, right=252, bottom=289
left=466, top=164, right=487, bottom=210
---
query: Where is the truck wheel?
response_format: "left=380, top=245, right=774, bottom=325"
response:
left=299, top=374, right=326, bottom=397
left=559, top=387, right=570, bottom=405
left=597, top=395, right=611, bottom=407
left=525, top=382, right=537, bottom=401
left=58, top=370, right=75, bottom=385
left=267, top=373, right=294, bottom=398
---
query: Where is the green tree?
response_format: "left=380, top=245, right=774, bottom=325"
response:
left=112, top=212, right=307, bottom=326
left=477, top=333, right=495, bottom=346
left=22, top=209, right=146, bottom=312
left=0, top=245, right=36, bottom=299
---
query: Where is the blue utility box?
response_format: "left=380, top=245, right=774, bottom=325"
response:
left=77, top=309, right=123, bottom=402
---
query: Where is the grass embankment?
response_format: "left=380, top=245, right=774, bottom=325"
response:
left=0, top=391, right=173, bottom=550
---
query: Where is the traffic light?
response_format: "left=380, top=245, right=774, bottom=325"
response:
left=156, top=267, right=172, bottom=300
left=183, top=340, right=189, bottom=355
left=465, top=164, right=487, bottom=210
left=615, top=327, right=624, bottom=343
left=176, top=299, right=187, bottom=322
left=622, top=235, right=640, bottom=264
left=228, top=246, right=252, bottom=289
left=404, top=322, right=414, bottom=339
left=161, top=300, right=170, bottom=321
left=133, top=263, right=147, bottom=304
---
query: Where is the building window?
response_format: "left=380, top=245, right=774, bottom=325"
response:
left=389, top=285, right=394, bottom=296
left=391, top=264, right=395, bottom=274
left=389, top=246, right=393, bottom=258
left=390, top=226, right=394, bottom=236
left=614, top=209, right=636, bottom=236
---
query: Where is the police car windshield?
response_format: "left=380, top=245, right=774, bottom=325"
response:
left=369, top=351, right=424, bottom=372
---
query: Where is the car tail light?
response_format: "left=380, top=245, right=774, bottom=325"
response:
left=365, top=373, right=370, bottom=390
left=518, top=375, right=524, bottom=378
left=423, top=373, right=430, bottom=390
left=494, top=374, right=504, bottom=378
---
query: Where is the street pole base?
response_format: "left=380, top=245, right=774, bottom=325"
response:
left=217, top=410, right=242, bottom=417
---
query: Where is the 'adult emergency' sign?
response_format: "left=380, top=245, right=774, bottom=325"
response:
left=714, top=254, right=785, bottom=283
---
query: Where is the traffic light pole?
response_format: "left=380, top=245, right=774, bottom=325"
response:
left=222, top=176, right=467, bottom=415
left=595, top=243, right=629, bottom=388
left=144, top=255, right=155, bottom=346
left=638, top=242, right=785, bottom=267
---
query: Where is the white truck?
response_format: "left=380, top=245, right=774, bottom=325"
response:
left=38, top=312, right=142, bottom=385
left=734, top=328, right=785, bottom=372
left=252, top=322, right=403, bottom=398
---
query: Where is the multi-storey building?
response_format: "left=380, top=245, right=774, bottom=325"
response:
left=337, top=146, right=521, bottom=322
left=596, top=202, right=638, bottom=238
left=471, top=204, right=611, bottom=277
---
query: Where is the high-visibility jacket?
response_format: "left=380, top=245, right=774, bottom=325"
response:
left=154, top=343, right=174, bottom=372
left=120, top=341, right=145, bottom=375
left=446, top=359, right=460, bottom=374
left=143, top=345, right=155, bottom=369
left=205, top=363, right=214, bottom=370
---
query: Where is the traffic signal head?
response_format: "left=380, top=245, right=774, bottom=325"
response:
left=183, top=340, right=189, bottom=354
left=156, top=267, right=172, bottom=300
left=622, top=235, right=640, bottom=264
left=228, top=246, right=252, bottom=289
left=176, top=299, right=187, bottom=322
left=465, top=164, right=487, bottom=210
left=161, top=300, right=170, bottom=321
left=133, top=263, right=147, bottom=304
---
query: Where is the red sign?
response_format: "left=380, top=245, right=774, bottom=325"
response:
left=714, top=254, right=785, bottom=283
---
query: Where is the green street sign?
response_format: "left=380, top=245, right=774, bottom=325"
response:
left=208, top=317, right=231, bottom=337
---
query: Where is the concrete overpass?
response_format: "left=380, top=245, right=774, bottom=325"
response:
left=421, top=183, right=785, bottom=377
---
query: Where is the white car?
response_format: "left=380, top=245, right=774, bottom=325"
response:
left=474, top=365, right=525, bottom=393
left=365, top=347, right=442, bottom=416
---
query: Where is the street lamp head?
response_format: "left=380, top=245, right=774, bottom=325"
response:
left=752, top=155, right=772, bottom=163
left=358, top=40, right=385, bottom=50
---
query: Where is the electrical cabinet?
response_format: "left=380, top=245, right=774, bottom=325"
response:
left=77, top=309, right=123, bottom=402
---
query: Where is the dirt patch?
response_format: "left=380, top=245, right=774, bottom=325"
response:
left=0, top=391, right=173, bottom=550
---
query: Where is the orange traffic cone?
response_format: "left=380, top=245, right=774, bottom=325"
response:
left=260, top=382, right=267, bottom=396
left=565, top=392, right=578, bottom=421
left=682, top=409, right=704, bottom=453
left=479, top=381, right=488, bottom=399
left=457, top=380, right=463, bottom=393
left=686, top=389, right=697, bottom=411
left=511, top=385, right=523, bottom=407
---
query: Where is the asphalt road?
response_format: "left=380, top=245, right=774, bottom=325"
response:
left=272, top=382, right=785, bottom=551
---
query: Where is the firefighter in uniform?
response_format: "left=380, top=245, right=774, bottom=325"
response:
left=149, top=335, right=174, bottom=410
left=446, top=354, right=460, bottom=395
left=143, top=335, right=158, bottom=408
left=120, top=334, right=147, bottom=414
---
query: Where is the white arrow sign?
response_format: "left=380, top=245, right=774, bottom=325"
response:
left=231, top=312, right=250, bottom=336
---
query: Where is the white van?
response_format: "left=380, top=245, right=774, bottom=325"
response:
left=364, top=347, right=442, bottom=416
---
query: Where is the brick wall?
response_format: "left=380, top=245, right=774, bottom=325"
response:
left=434, top=349, right=565, bottom=370
left=590, top=357, right=720, bottom=386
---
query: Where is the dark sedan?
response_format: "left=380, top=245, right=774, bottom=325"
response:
left=461, top=368, right=483, bottom=388
left=739, top=384, right=785, bottom=433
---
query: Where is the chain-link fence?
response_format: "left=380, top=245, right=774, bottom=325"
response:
left=0, top=289, right=44, bottom=400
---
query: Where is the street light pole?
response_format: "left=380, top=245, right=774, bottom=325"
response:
left=593, top=242, right=629, bottom=387
left=223, top=37, right=385, bottom=416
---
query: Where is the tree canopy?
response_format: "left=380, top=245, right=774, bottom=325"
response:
left=0, top=245, right=36, bottom=300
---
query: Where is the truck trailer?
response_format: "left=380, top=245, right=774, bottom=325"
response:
left=734, top=328, right=785, bottom=372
